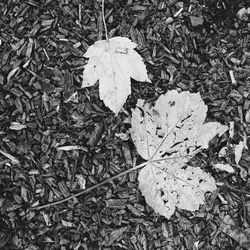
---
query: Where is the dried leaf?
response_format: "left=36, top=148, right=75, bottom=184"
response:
left=82, top=36, right=150, bottom=115
left=131, top=90, right=228, bottom=218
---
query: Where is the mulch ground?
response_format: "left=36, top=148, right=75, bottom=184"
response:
left=0, top=0, right=250, bottom=249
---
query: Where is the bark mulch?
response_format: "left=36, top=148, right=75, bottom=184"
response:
left=0, top=0, right=250, bottom=249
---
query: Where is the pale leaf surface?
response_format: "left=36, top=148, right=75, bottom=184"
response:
left=131, top=90, right=228, bottom=218
left=82, top=36, right=150, bottom=115
left=139, top=162, right=216, bottom=219
left=131, top=90, right=228, bottom=161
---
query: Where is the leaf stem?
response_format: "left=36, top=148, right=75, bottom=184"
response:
left=30, top=161, right=147, bottom=210
left=29, top=156, right=190, bottom=210
left=102, top=0, right=109, bottom=41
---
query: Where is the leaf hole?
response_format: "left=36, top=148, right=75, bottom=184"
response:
left=170, top=141, right=183, bottom=148
left=163, top=200, right=169, bottom=205
left=181, top=114, right=192, bottom=123
left=194, top=145, right=201, bottom=151
left=176, top=124, right=183, bottom=129
left=160, top=190, right=165, bottom=197
left=138, top=107, right=145, bottom=117
left=161, top=150, right=178, bottom=157
left=168, top=101, right=175, bottom=106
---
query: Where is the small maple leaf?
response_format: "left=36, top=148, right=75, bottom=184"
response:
left=82, top=36, right=151, bottom=115
left=130, top=90, right=228, bottom=218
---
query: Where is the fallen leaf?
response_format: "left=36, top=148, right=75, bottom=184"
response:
left=130, top=90, right=228, bottom=218
left=82, top=36, right=150, bottom=115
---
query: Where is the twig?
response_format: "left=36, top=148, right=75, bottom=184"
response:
left=102, top=0, right=109, bottom=41
left=29, top=155, right=191, bottom=210
left=30, top=161, right=147, bottom=210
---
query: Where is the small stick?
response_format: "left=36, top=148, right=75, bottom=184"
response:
left=29, top=155, right=191, bottom=210
left=30, top=161, right=147, bottom=210
left=102, top=0, right=109, bottom=41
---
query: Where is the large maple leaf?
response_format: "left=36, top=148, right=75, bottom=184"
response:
left=82, top=36, right=151, bottom=115
left=130, top=90, right=228, bottom=218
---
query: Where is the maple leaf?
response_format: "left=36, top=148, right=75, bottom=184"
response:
left=82, top=36, right=151, bottom=115
left=130, top=90, right=228, bottom=218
